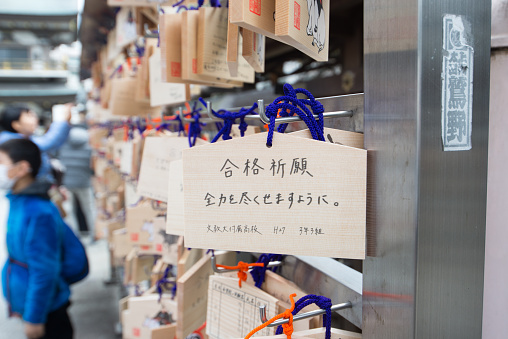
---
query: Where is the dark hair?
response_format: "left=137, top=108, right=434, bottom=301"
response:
left=0, top=103, right=31, bottom=133
left=0, top=139, right=41, bottom=177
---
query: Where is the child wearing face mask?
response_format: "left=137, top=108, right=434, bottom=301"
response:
left=0, top=103, right=71, bottom=183
left=0, top=139, right=73, bottom=339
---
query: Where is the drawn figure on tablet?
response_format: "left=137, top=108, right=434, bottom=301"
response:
left=306, top=0, right=326, bottom=52
left=141, top=221, right=154, bottom=242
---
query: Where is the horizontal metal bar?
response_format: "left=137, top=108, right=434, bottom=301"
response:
left=275, top=256, right=363, bottom=329
left=259, top=302, right=353, bottom=327
left=203, top=93, right=363, bottom=125
left=206, top=101, right=261, bottom=122
left=178, top=107, right=213, bottom=124
left=210, top=255, right=283, bottom=274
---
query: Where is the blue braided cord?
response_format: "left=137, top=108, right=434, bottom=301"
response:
left=155, top=122, right=169, bottom=132
left=198, top=98, right=257, bottom=143
left=275, top=295, right=332, bottom=339
left=188, top=113, right=203, bottom=147
left=250, top=253, right=284, bottom=289
left=276, top=84, right=324, bottom=138
left=109, top=64, right=123, bottom=79
left=265, top=84, right=325, bottom=147
left=175, top=115, right=186, bottom=136
left=124, top=120, right=134, bottom=140
left=186, top=102, right=205, bottom=147
left=135, top=118, right=146, bottom=135
left=265, top=102, right=319, bottom=145
left=135, top=44, right=145, bottom=57
left=156, top=266, right=176, bottom=302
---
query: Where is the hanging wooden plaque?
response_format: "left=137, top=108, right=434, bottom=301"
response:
left=137, top=136, right=206, bottom=202
left=126, top=201, right=161, bottom=246
left=166, top=159, right=185, bottom=236
left=290, top=127, right=364, bottom=149
left=149, top=48, right=189, bottom=107
left=227, top=21, right=240, bottom=77
left=110, top=78, right=161, bottom=116
left=275, top=0, right=329, bottom=62
left=241, top=28, right=265, bottom=73
left=229, top=0, right=279, bottom=39
left=197, top=7, right=255, bottom=83
left=207, top=275, right=280, bottom=339
left=245, top=328, right=362, bottom=339
left=183, top=132, right=366, bottom=259
left=181, top=10, right=242, bottom=88
left=176, top=251, right=236, bottom=339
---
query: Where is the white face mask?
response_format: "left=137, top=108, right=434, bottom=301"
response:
left=0, top=164, right=15, bottom=190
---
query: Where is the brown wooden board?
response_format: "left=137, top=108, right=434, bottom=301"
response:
left=243, top=328, right=362, bottom=339
left=183, top=132, right=366, bottom=259
left=227, top=21, right=240, bottom=77
left=290, top=128, right=364, bottom=149
left=181, top=10, right=242, bottom=88
left=241, top=28, right=265, bottom=73
left=176, top=251, right=236, bottom=339
left=137, top=136, right=206, bottom=202
left=126, top=294, right=178, bottom=339
left=166, top=159, right=185, bottom=236
left=149, top=48, right=188, bottom=107
left=274, top=0, right=329, bottom=61
left=197, top=7, right=255, bottom=83
left=229, top=0, right=279, bottom=40
left=126, top=201, right=162, bottom=246
left=207, top=275, right=280, bottom=339
left=110, top=78, right=161, bottom=117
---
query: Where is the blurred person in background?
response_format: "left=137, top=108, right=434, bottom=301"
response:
left=58, top=116, right=96, bottom=241
left=0, top=103, right=71, bottom=183
left=0, top=139, right=73, bottom=339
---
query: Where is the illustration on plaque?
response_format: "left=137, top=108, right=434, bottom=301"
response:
left=306, top=0, right=326, bottom=52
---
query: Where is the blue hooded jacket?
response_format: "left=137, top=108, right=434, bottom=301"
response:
left=0, top=121, right=71, bottom=182
left=2, top=181, right=71, bottom=324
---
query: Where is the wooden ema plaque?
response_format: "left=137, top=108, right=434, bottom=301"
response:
left=197, top=7, right=255, bottom=83
left=176, top=251, right=236, bottom=339
left=109, top=78, right=161, bottom=117
left=252, top=328, right=362, bottom=339
left=149, top=48, right=188, bottom=107
left=183, top=132, right=366, bottom=259
left=242, top=28, right=265, bottom=73
left=137, top=136, right=206, bottom=202
left=166, top=159, right=185, bottom=236
left=181, top=10, right=243, bottom=88
left=207, top=275, right=279, bottom=339
left=229, top=0, right=328, bottom=62
left=275, top=0, right=330, bottom=62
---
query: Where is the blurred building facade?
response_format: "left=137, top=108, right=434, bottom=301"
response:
left=0, top=0, right=80, bottom=121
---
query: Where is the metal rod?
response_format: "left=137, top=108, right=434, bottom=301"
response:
left=144, top=23, right=158, bottom=38
left=211, top=255, right=283, bottom=274
left=257, top=98, right=353, bottom=124
left=179, top=107, right=213, bottom=124
left=205, top=93, right=357, bottom=125
left=259, top=302, right=353, bottom=327
left=205, top=101, right=264, bottom=122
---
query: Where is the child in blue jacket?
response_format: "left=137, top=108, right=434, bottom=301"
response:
left=0, top=103, right=71, bottom=182
left=0, top=139, right=72, bottom=339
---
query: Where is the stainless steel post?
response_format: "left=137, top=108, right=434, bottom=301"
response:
left=363, top=0, right=491, bottom=338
